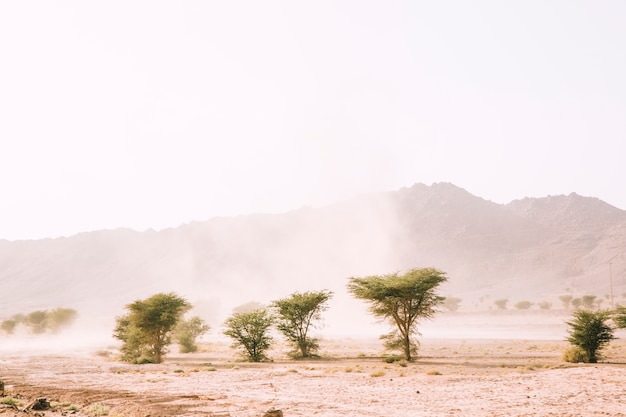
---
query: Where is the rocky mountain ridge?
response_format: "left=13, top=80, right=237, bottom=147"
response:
left=1, top=183, right=625, bottom=324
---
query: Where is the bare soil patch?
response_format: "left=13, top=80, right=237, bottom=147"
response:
left=2, top=338, right=626, bottom=417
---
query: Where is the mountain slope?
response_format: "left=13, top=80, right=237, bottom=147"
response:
left=1, top=183, right=625, bottom=328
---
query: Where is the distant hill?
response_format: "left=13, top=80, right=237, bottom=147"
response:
left=1, top=183, right=625, bottom=332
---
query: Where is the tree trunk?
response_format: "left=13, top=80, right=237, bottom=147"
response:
left=403, top=333, right=412, bottom=361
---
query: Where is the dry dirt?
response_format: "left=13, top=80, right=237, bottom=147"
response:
left=2, top=337, right=626, bottom=417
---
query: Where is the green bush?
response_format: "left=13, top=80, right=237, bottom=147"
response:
left=565, top=309, right=615, bottom=363
left=562, top=346, right=589, bottom=363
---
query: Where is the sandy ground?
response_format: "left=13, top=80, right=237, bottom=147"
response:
left=2, top=336, right=626, bottom=417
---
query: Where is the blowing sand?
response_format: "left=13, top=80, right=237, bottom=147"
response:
left=1, top=336, right=625, bottom=417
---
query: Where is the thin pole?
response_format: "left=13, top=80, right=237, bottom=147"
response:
left=609, top=262, right=614, bottom=309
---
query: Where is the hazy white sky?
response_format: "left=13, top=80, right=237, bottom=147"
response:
left=1, top=1, right=625, bottom=240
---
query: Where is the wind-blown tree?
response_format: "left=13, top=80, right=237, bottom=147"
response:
left=565, top=309, right=615, bottom=363
left=26, top=310, right=49, bottom=334
left=1, top=319, right=18, bottom=335
left=348, top=268, right=448, bottom=361
left=48, top=308, right=78, bottom=333
left=272, top=290, right=333, bottom=358
left=114, top=292, right=190, bottom=364
left=223, top=308, right=274, bottom=362
left=174, top=316, right=210, bottom=353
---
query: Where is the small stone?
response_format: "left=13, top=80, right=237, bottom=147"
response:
left=263, top=407, right=284, bottom=417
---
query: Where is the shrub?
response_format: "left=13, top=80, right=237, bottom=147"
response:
left=537, top=301, right=552, bottom=310
left=442, top=297, right=462, bottom=312
left=0, top=319, right=18, bottom=335
left=562, top=346, right=589, bottom=363
left=559, top=295, right=573, bottom=309
left=514, top=301, right=533, bottom=310
left=1, top=397, right=23, bottom=407
left=87, top=403, right=110, bottom=416
left=494, top=299, right=508, bottom=310
left=26, top=310, right=49, bottom=334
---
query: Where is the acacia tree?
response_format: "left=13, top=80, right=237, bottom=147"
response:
left=174, top=316, right=210, bottom=353
left=272, top=290, right=333, bottom=358
left=114, top=292, right=190, bottom=363
left=348, top=268, right=448, bottom=361
left=565, top=309, right=615, bottom=363
left=223, top=308, right=274, bottom=362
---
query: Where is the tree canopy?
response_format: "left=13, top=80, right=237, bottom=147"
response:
left=223, top=308, right=274, bottom=362
left=114, top=292, right=190, bottom=363
left=347, top=267, right=448, bottom=361
left=272, top=290, right=333, bottom=358
left=565, top=309, right=615, bottom=363
left=174, top=316, right=210, bottom=353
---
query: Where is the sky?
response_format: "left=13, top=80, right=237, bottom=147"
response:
left=1, top=0, right=625, bottom=241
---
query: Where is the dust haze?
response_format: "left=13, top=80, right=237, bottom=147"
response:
left=3, top=185, right=615, bottom=355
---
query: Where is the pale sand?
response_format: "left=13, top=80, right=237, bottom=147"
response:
left=1, top=337, right=625, bottom=416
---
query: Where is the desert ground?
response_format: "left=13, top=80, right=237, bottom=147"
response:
left=2, top=329, right=626, bottom=417
left=2, top=311, right=625, bottom=416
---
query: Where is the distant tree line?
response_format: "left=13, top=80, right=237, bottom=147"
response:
left=0, top=308, right=77, bottom=335
left=114, top=267, right=449, bottom=364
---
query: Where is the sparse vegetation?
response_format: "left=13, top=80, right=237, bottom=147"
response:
left=1, top=396, right=23, bottom=407
left=581, top=295, right=597, bottom=309
left=272, top=290, right=333, bottom=358
left=1, top=308, right=77, bottom=335
left=0, top=318, right=18, bottom=334
left=348, top=267, right=447, bottom=361
left=26, top=310, right=49, bottom=334
left=113, top=292, right=190, bottom=364
left=514, top=300, right=533, bottom=310
left=562, top=346, right=589, bottom=363
left=442, top=296, right=462, bottom=311
left=223, top=308, right=274, bottom=362
left=87, top=403, right=110, bottom=416
left=559, top=295, right=573, bottom=309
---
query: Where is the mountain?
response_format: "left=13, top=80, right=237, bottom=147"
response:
left=1, top=183, right=625, bottom=331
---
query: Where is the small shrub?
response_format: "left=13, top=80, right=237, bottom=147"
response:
left=562, top=346, right=590, bottom=363
left=514, top=301, right=533, bottom=310
left=537, top=301, right=552, bottom=310
left=87, top=403, right=110, bottom=416
left=397, top=359, right=408, bottom=367
left=1, top=397, right=23, bottom=407
left=426, top=370, right=442, bottom=375
left=370, top=370, right=385, bottom=377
